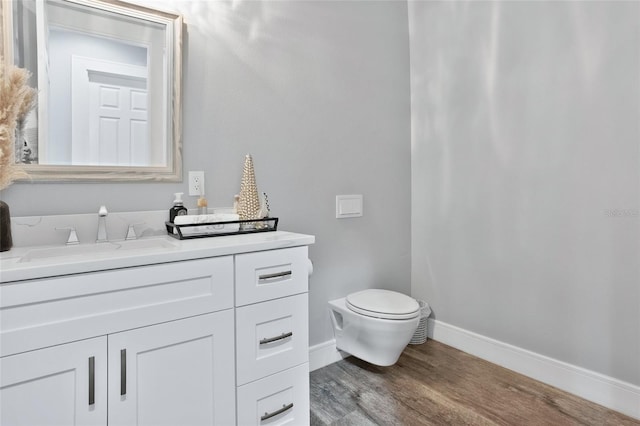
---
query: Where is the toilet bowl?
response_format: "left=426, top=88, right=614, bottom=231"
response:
left=329, top=289, right=420, bottom=366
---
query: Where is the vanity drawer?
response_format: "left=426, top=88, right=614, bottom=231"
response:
left=236, top=363, right=309, bottom=426
left=236, top=293, right=309, bottom=385
left=235, top=246, right=308, bottom=306
left=0, top=256, right=234, bottom=357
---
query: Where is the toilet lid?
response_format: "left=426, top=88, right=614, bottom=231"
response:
left=346, top=289, right=419, bottom=320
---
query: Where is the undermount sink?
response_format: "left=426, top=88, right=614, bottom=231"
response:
left=18, top=238, right=177, bottom=263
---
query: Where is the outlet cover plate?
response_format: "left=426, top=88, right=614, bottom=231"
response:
left=189, top=171, right=205, bottom=196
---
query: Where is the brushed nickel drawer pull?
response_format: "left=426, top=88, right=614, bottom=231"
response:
left=261, top=403, right=294, bottom=421
left=259, top=332, right=293, bottom=345
left=258, top=271, right=292, bottom=281
left=88, top=356, right=95, bottom=405
left=120, top=349, right=127, bottom=396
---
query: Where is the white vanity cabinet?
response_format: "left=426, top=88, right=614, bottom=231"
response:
left=0, top=231, right=314, bottom=426
left=235, top=246, right=311, bottom=425
left=1, top=313, right=235, bottom=426
left=0, top=256, right=236, bottom=426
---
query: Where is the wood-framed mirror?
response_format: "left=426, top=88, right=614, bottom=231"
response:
left=1, top=0, right=183, bottom=182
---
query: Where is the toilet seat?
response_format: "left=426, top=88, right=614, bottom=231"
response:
left=346, top=289, right=419, bottom=320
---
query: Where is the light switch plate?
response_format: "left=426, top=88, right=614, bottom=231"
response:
left=336, top=195, right=363, bottom=218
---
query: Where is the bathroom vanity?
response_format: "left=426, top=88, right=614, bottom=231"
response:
left=0, top=231, right=314, bottom=425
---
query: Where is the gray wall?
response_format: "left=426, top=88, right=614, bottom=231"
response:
left=409, top=1, right=640, bottom=385
left=2, top=1, right=412, bottom=346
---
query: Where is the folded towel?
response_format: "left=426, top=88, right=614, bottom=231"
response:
left=173, top=213, right=241, bottom=236
left=174, top=213, right=239, bottom=225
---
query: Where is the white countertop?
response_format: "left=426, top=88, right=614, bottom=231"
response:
left=0, top=231, right=315, bottom=283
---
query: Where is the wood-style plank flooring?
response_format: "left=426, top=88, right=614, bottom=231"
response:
left=310, top=340, right=639, bottom=425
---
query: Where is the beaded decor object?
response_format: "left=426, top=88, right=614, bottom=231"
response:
left=238, top=154, right=261, bottom=221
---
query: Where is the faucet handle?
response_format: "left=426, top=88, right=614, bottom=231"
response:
left=98, top=205, right=108, bottom=217
left=56, top=227, right=80, bottom=245
left=124, top=222, right=146, bottom=240
left=125, top=223, right=144, bottom=240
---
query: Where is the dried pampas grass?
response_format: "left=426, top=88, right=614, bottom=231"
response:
left=0, top=58, right=36, bottom=190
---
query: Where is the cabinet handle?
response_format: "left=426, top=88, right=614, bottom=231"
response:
left=261, top=403, right=294, bottom=421
left=259, top=332, right=293, bottom=345
left=88, top=356, right=95, bottom=406
left=258, top=271, right=292, bottom=282
left=120, top=349, right=126, bottom=396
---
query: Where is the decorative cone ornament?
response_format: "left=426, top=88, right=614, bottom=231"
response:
left=238, top=154, right=261, bottom=221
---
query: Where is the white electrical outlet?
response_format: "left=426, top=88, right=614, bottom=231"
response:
left=189, top=171, right=205, bottom=196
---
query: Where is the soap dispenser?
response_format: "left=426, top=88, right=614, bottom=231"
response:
left=169, top=192, right=188, bottom=223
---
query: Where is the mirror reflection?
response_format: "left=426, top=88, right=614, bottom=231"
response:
left=5, top=0, right=182, bottom=181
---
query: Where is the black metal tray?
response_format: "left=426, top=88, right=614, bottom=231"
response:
left=165, top=217, right=278, bottom=240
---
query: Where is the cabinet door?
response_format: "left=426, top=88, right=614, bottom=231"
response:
left=0, top=337, right=107, bottom=426
left=108, top=311, right=235, bottom=426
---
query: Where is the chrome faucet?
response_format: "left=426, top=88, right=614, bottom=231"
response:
left=96, top=205, right=108, bottom=243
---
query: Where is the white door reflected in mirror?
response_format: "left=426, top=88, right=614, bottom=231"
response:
left=70, top=55, right=152, bottom=167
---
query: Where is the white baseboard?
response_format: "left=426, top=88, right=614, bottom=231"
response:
left=428, top=318, right=640, bottom=420
left=309, top=339, right=349, bottom=372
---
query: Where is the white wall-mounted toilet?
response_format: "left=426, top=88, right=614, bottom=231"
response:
left=329, top=289, right=420, bottom=366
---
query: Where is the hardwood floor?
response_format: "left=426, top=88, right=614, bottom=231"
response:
left=310, top=340, right=639, bottom=425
